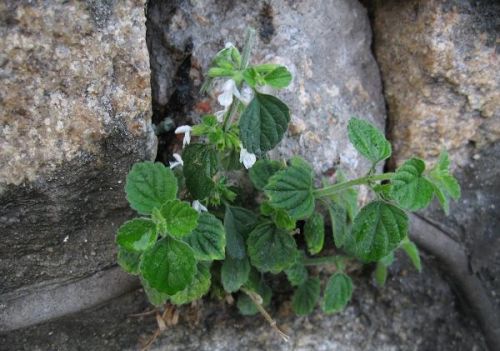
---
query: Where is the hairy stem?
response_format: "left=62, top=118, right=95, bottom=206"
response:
left=241, top=288, right=290, bottom=342
left=313, top=172, right=394, bottom=198
left=223, top=27, right=256, bottom=131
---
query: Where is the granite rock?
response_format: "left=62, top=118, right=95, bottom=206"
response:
left=372, top=0, right=499, bottom=168
left=0, top=0, right=154, bottom=294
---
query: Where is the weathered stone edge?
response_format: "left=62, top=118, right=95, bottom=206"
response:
left=0, top=266, right=140, bottom=332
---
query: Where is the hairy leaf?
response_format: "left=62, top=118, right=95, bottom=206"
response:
left=390, top=158, right=434, bottom=210
left=292, top=277, right=321, bottom=316
left=285, top=260, right=309, bottom=286
left=183, top=143, right=218, bottom=199
left=304, top=212, right=325, bottom=255
left=328, top=201, right=350, bottom=249
left=239, top=93, right=290, bottom=155
left=262, top=66, right=292, bottom=88
left=224, top=206, right=258, bottom=259
left=347, top=118, right=391, bottom=164
left=247, top=222, right=298, bottom=273
left=322, top=273, right=353, bottom=314
left=117, top=247, right=141, bottom=275
left=351, top=201, right=408, bottom=262
left=264, top=157, right=315, bottom=220
left=221, top=256, right=251, bottom=293
left=170, top=263, right=211, bottom=305
left=159, top=200, right=199, bottom=238
left=428, top=150, right=461, bottom=214
left=125, top=162, right=178, bottom=214
left=141, top=278, right=169, bottom=306
left=140, top=237, right=196, bottom=295
left=249, top=159, right=284, bottom=190
left=116, top=219, right=157, bottom=252
left=184, top=212, right=226, bottom=261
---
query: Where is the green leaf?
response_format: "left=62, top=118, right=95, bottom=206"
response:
left=159, top=200, right=199, bottom=238
left=390, top=158, right=435, bottom=210
left=116, top=219, right=157, bottom=252
left=428, top=150, right=461, bottom=214
left=141, top=277, right=169, bottom=306
left=183, top=212, right=225, bottom=261
left=304, top=212, right=325, bottom=255
left=351, top=201, right=408, bottom=262
left=262, top=66, right=292, bottom=88
left=272, top=208, right=296, bottom=230
left=347, top=118, right=391, bottom=164
left=247, top=222, right=298, bottom=273
left=260, top=202, right=296, bottom=230
left=117, top=247, right=141, bottom=275
left=249, top=159, right=284, bottom=190
left=285, top=260, right=309, bottom=286
left=183, top=143, right=218, bottom=199
left=140, top=237, right=196, bottom=295
left=401, top=239, right=422, bottom=272
left=327, top=202, right=349, bottom=249
left=292, top=277, right=321, bottom=316
left=221, top=256, right=251, bottom=293
left=125, top=162, right=178, bottom=215
left=322, top=273, right=353, bottom=314
left=264, top=157, right=315, bottom=220
left=170, top=263, right=211, bottom=305
left=224, top=206, right=258, bottom=259
left=239, top=93, right=290, bottom=155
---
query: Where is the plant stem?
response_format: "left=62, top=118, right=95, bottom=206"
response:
left=303, top=255, right=345, bottom=267
left=240, top=27, right=256, bottom=71
left=313, top=172, right=394, bottom=198
left=241, top=288, right=290, bottom=342
left=223, top=27, right=256, bottom=131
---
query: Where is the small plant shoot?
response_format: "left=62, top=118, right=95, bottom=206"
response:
left=115, top=28, right=460, bottom=341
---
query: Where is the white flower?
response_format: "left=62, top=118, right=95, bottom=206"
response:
left=239, top=85, right=254, bottom=105
left=169, top=153, right=183, bottom=169
left=174, top=125, right=192, bottom=147
left=239, top=147, right=257, bottom=169
left=218, top=79, right=237, bottom=108
left=218, top=79, right=254, bottom=108
left=192, top=200, right=208, bottom=213
left=214, top=108, right=227, bottom=123
left=225, top=42, right=234, bottom=49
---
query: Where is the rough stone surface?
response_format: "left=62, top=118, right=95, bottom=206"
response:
left=0, top=0, right=154, bottom=294
left=373, top=0, right=499, bottom=168
left=147, top=0, right=387, bottom=182
left=0, top=257, right=487, bottom=351
left=372, top=0, right=500, bottom=312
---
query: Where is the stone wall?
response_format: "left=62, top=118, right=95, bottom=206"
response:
left=1, top=0, right=498, bottom=350
left=0, top=0, right=153, bottom=295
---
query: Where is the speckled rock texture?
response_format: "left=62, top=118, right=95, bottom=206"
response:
left=0, top=0, right=154, bottom=294
left=0, top=257, right=487, bottom=351
left=373, top=0, right=499, bottom=168
left=372, top=0, right=500, bottom=311
left=147, top=0, right=386, bottom=181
